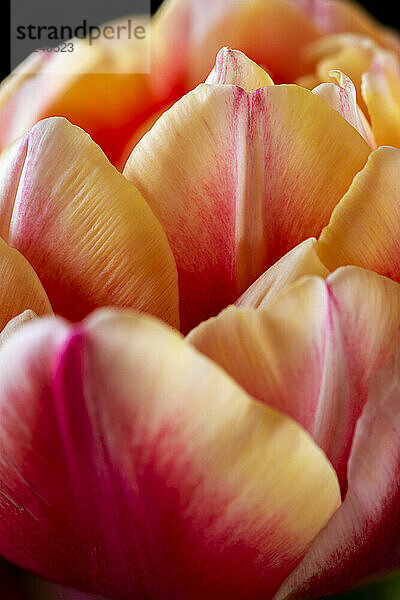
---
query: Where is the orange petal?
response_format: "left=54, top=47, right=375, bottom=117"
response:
left=125, top=81, right=369, bottom=331
left=0, top=17, right=157, bottom=166
left=0, top=118, right=179, bottom=327
left=152, top=0, right=320, bottom=90
left=0, top=310, right=37, bottom=346
left=316, top=146, right=400, bottom=281
left=0, top=237, right=52, bottom=331
left=362, top=51, right=400, bottom=148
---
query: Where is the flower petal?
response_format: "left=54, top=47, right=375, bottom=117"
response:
left=303, top=33, right=378, bottom=113
left=188, top=266, right=400, bottom=490
left=275, top=332, right=400, bottom=599
left=0, top=118, right=179, bottom=327
left=0, top=309, right=340, bottom=599
left=124, top=82, right=370, bottom=331
left=236, top=238, right=329, bottom=309
left=362, top=51, right=400, bottom=148
left=312, top=70, right=376, bottom=147
left=0, top=19, right=156, bottom=165
left=153, top=0, right=320, bottom=89
left=0, top=310, right=37, bottom=346
left=205, top=47, right=274, bottom=90
left=300, top=0, right=400, bottom=53
left=316, top=146, right=400, bottom=281
left=0, top=237, right=52, bottom=331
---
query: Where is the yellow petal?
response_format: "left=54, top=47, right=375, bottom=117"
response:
left=304, top=33, right=377, bottom=113
left=0, top=237, right=52, bottom=331
left=362, top=51, right=400, bottom=148
left=0, top=118, right=179, bottom=327
left=316, top=146, right=400, bottom=280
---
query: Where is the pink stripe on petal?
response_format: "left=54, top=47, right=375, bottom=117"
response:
left=125, top=82, right=369, bottom=331
left=189, top=266, right=400, bottom=492
left=0, top=309, right=340, bottom=599
left=275, top=334, right=400, bottom=599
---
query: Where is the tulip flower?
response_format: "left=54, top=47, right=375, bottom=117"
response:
left=1, top=0, right=400, bottom=599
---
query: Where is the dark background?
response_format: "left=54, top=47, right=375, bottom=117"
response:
left=1, top=0, right=398, bottom=82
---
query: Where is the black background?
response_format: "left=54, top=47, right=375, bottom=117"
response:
left=0, top=1, right=398, bottom=82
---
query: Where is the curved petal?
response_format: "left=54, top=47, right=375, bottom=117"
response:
left=0, top=118, right=179, bottom=327
left=316, top=146, right=400, bottom=281
left=362, top=51, right=400, bottom=148
left=0, top=310, right=37, bottom=346
left=119, top=46, right=274, bottom=169
left=124, top=82, right=369, bottom=331
left=236, top=238, right=329, bottom=309
left=0, top=309, right=340, bottom=599
left=299, top=0, right=400, bottom=53
left=0, top=237, right=52, bottom=331
left=275, top=333, right=400, bottom=599
left=188, top=266, right=400, bottom=490
left=205, top=47, right=274, bottom=89
left=152, top=0, right=320, bottom=90
left=312, top=70, right=376, bottom=147
left=0, top=18, right=156, bottom=165
left=302, top=33, right=378, bottom=113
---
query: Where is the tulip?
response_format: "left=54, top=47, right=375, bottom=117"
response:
left=1, top=0, right=400, bottom=599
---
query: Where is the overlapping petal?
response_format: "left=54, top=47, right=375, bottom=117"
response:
left=299, top=0, right=400, bottom=53
left=312, top=70, right=376, bottom=147
left=236, top=238, right=329, bottom=308
left=0, top=309, right=340, bottom=599
left=316, top=146, right=400, bottom=281
left=362, top=51, right=400, bottom=147
left=0, top=237, right=52, bottom=331
left=301, top=33, right=379, bottom=112
left=275, top=333, right=400, bottom=599
left=0, top=118, right=179, bottom=326
left=124, top=81, right=369, bottom=331
left=189, top=266, right=400, bottom=489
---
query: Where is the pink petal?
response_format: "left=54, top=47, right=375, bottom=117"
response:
left=0, top=118, right=179, bottom=327
left=0, top=309, right=340, bottom=599
left=189, top=266, right=400, bottom=491
left=275, top=332, right=400, bottom=599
